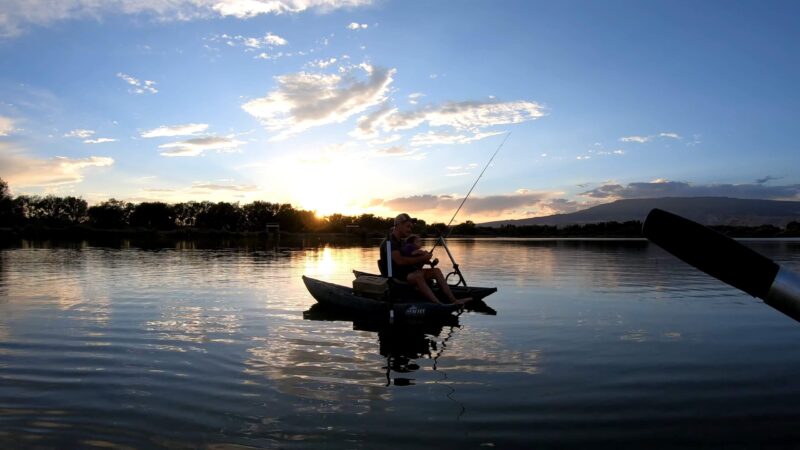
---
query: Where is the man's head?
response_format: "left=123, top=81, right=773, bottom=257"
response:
left=394, top=213, right=415, bottom=237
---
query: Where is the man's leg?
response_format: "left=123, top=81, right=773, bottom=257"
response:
left=423, top=268, right=472, bottom=303
left=407, top=270, right=443, bottom=304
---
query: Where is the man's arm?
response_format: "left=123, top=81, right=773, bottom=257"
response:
left=392, top=249, right=431, bottom=266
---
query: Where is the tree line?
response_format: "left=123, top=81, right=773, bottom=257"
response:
left=1, top=178, right=798, bottom=237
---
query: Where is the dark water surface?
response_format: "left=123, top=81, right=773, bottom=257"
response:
left=2, top=238, right=800, bottom=449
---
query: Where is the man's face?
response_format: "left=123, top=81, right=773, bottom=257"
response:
left=397, top=220, right=413, bottom=237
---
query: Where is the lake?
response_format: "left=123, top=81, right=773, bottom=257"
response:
left=2, top=238, right=800, bottom=449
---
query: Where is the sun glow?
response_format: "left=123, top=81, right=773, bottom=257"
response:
left=263, top=151, right=381, bottom=217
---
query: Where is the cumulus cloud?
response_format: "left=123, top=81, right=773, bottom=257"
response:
left=83, top=138, right=117, bottom=144
left=141, top=123, right=209, bottom=138
left=242, top=63, right=395, bottom=140
left=0, top=116, right=16, bottom=136
left=581, top=180, right=800, bottom=201
left=347, top=22, right=368, bottom=30
left=159, top=136, right=246, bottom=156
left=0, top=143, right=113, bottom=187
left=117, top=72, right=158, bottom=94
left=353, top=100, right=544, bottom=139
left=1, top=0, right=373, bottom=38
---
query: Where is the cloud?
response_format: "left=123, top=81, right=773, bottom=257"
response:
left=354, top=100, right=544, bottom=139
left=619, top=135, right=650, bottom=143
left=65, top=129, right=94, bottom=138
left=117, top=72, right=158, bottom=94
left=0, top=143, right=113, bottom=187
left=83, top=138, right=118, bottom=144
left=242, top=63, right=395, bottom=140
left=308, top=57, right=338, bottom=69
left=347, top=22, right=368, bottom=30
left=756, top=175, right=782, bottom=185
left=410, top=130, right=503, bottom=147
left=159, top=136, right=246, bottom=156
left=408, top=92, right=424, bottom=105
left=141, top=123, right=209, bottom=138
left=382, top=191, right=551, bottom=218
left=1, top=0, right=373, bottom=38
left=0, top=116, right=16, bottom=136
left=216, top=32, right=288, bottom=49
left=580, top=180, right=800, bottom=201
left=191, top=182, right=259, bottom=192
left=619, top=132, right=681, bottom=143
left=213, top=0, right=371, bottom=18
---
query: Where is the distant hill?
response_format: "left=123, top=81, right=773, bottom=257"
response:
left=480, top=197, right=800, bottom=228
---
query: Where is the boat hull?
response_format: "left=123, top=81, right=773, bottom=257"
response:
left=302, top=276, right=464, bottom=319
left=351, top=270, right=498, bottom=302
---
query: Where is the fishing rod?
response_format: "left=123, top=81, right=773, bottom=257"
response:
left=442, top=131, right=511, bottom=239
left=429, top=132, right=510, bottom=286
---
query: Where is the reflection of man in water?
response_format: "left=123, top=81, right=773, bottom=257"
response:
left=380, top=213, right=471, bottom=305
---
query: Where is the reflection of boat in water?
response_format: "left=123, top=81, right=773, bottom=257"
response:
left=303, top=303, right=467, bottom=386
left=302, top=275, right=497, bottom=321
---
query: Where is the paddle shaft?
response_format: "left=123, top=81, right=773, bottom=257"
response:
left=643, top=208, right=800, bottom=322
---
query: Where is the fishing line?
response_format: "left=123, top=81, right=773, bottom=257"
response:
left=442, top=132, right=510, bottom=238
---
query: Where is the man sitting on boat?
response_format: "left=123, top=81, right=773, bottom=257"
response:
left=379, top=213, right=471, bottom=305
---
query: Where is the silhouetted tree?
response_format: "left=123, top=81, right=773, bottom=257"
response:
left=0, top=178, right=13, bottom=227
left=241, top=201, right=278, bottom=231
left=88, top=199, right=133, bottom=229
left=195, top=202, right=243, bottom=231
left=130, top=202, right=175, bottom=230
left=173, top=201, right=205, bottom=228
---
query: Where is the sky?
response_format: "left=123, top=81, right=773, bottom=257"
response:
left=0, top=0, right=798, bottom=223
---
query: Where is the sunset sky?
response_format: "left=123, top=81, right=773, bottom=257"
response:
left=1, top=0, right=798, bottom=223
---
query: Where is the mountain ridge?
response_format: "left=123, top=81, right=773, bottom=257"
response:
left=479, top=197, right=800, bottom=227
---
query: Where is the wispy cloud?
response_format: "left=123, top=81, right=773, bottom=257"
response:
left=347, top=22, right=368, bottom=30
left=0, top=116, right=16, bottom=136
left=213, top=0, right=372, bottom=18
left=353, top=100, right=544, bottom=139
left=581, top=179, right=800, bottom=200
left=308, top=57, right=338, bottom=69
left=1, top=0, right=373, bottom=38
left=190, top=181, right=259, bottom=192
left=0, top=142, right=113, bottom=187
left=382, top=190, right=552, bottom=219
left=141, top=123, right=209, bottom=138
left=619, top=132, right=682, bottom=143
left=216, top=32, right=288, bottom=50
left=242, top=63, right=395, bottom=140
left=159, top=136, right=246, bottom=157
left=410, top=130, right=503, bottom=147
left=117, top=72, right=157, bottom=94
left=65, top=129, right=94, bottom=138
left=83, top=138, right=118, bottom=144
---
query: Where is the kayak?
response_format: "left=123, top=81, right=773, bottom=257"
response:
left=302, top=275, right=463, bottom=319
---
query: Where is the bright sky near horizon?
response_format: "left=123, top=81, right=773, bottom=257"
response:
left=0, top=0, right=798, bottom=223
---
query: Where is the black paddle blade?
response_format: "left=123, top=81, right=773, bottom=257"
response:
left=642, top=208, right=779, bottom=299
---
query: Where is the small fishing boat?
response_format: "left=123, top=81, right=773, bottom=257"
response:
left=302, top=275, right=467, bottom=319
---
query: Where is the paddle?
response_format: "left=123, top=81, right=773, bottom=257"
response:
left=643, top=208, right=800, bottom=323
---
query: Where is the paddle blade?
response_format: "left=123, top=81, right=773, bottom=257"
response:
left=642, top=208, right=779, bottom=299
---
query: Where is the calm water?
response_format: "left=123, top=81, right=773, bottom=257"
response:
left=2, top=238, right=800, bottom=449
